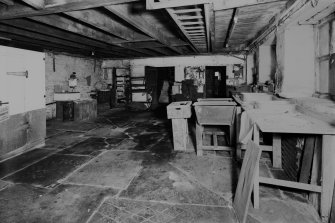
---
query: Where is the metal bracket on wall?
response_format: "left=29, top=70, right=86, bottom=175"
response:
left=6, top=70, right=28, bottom=78
left=0, top=101, right=9, bottom=106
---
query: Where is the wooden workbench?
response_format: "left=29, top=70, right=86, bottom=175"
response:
left=246, top=109, right=335, bottom=223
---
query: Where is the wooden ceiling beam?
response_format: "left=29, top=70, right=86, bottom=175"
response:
left=0, top=0, right=14, bottom=5
left=0, top=0, right=139, bottom=20
left=117, top=40, right=188, bottom=48
left=204, top=3, right=213, bottom=52
left=64, top=9, right=153, bottom=42
left=0, top=24, right=97, bottom=51
left=0, top=19, right=134, bottom=57
left=0, top=25, right=127, bottom=58
left=146, top=47, right=171, bottom=56
left=105, top=4, right=184, bottom=55
left=224, top=8, right=239, bottom=48
left=21, top=0, right=45, bottom=9
left=28, top=15, right=154, bottom=57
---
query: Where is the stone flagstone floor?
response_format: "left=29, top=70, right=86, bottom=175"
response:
left=0, top=106, right=321, bottom=223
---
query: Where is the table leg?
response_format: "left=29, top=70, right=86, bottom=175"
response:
left=196, top=122, right=203, bottom=156
left=272, top=134, right=282, bottom=169
left=253, top=124, right=260, bottom=209
left=321, top=135, right=335, bottom=222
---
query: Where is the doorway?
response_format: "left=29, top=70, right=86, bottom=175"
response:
left=144, top=66, right=175, bottom=109
left=205, top=66, right=227, bottom=98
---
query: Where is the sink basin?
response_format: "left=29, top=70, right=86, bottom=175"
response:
left=54, top=92, right=80, bottom=101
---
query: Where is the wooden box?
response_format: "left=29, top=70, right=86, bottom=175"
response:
left=167, top=101, right=192, bottom=119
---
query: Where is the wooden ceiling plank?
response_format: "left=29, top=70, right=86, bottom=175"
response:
left=146, top=0, right=286, bottom=11
left=173, top=8, right=203, bottom=14
left=177, top=15, right=203, bottom=20
left=0, top=0, right=14, bottom=5
left=187, top=30, right=205, bottom=33
left=21, top=0, right=45, bottom=9
left=146, top=0, right=209, bottom=10
left=0, top=0, right=139, bottom=20
left=213, top=0, right=287, bottom=11
left=64, top=10, right=153, bottom=42
left=184, top=26, right=205, bottom=30
left=181, top=21, right=204, bottom=25
left=105, top=4, right=184, bottom=55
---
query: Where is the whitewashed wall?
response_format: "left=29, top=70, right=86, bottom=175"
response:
left=277, top=25, right=315, bottom=98
left=103, top=54, right=244, bottom=81
left=0, top=46, right=45, bottom=115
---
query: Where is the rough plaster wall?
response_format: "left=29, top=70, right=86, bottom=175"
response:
left=45, top=53, right=102, bottom=119
left=103, top=55, right=244, bottom=82
left=278, top=25, right=315, bottom=98
left=246, top=53, right=255, bottom=84
left=276, top=27, right=285, bottom=93
left=258, top=45, right=276, bottom=83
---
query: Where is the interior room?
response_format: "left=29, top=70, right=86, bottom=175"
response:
left=0, top=0, right=334, bottom=223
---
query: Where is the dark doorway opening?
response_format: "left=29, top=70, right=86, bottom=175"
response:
left=205, top=66, right=227, bottom=98
left=145, top=66, right=175, bottom=109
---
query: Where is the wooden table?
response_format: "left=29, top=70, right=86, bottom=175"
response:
left=247, top=110, right=335, bottom=223
left=194, top=102, right=236, bottom=156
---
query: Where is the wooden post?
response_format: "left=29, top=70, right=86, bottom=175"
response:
left=253, top=124, right=260, bottom=209
left=321, top=135, right=335, bottom=222
left=272, top=134, right=282, bottom=168
left=171, top=119, right=188, bottom=151
left=236, top=106, right=242, bottom=158
left=196, top=122, right=204, bottom=156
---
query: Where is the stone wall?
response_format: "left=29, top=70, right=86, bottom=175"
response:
left=45, top=52, right=103, bottom=119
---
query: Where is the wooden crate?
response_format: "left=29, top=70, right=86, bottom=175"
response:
left=167, top=101, right=192, bottom=119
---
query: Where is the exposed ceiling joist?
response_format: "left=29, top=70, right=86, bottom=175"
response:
left=0, top=24, right=97, bottom=51
left=29, top=15, right=160, bottom=57
left=1, top=18, right=143, bottom=57
left=104, top=4, right=184, bottom=55
left=64, top=10, right=153, bottom=42
left=22, top=0, right=45, bottom=9
left=117, top=40, right=188, bottom=49
left=29, top=15, right=125, bottom=43
left=147, top=47, right=171, bottom=56
left=224, top=8, right=239, bottom=48
left=0, top=0, right=139, bottom=20
left=204, top=3, right=213, bottom=52
left=0, top=0, right=13, bottom=5
left=146, top=0, right=286, bottom=11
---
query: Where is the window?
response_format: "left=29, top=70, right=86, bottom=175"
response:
left=316, top=19, right=335, bottom=97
